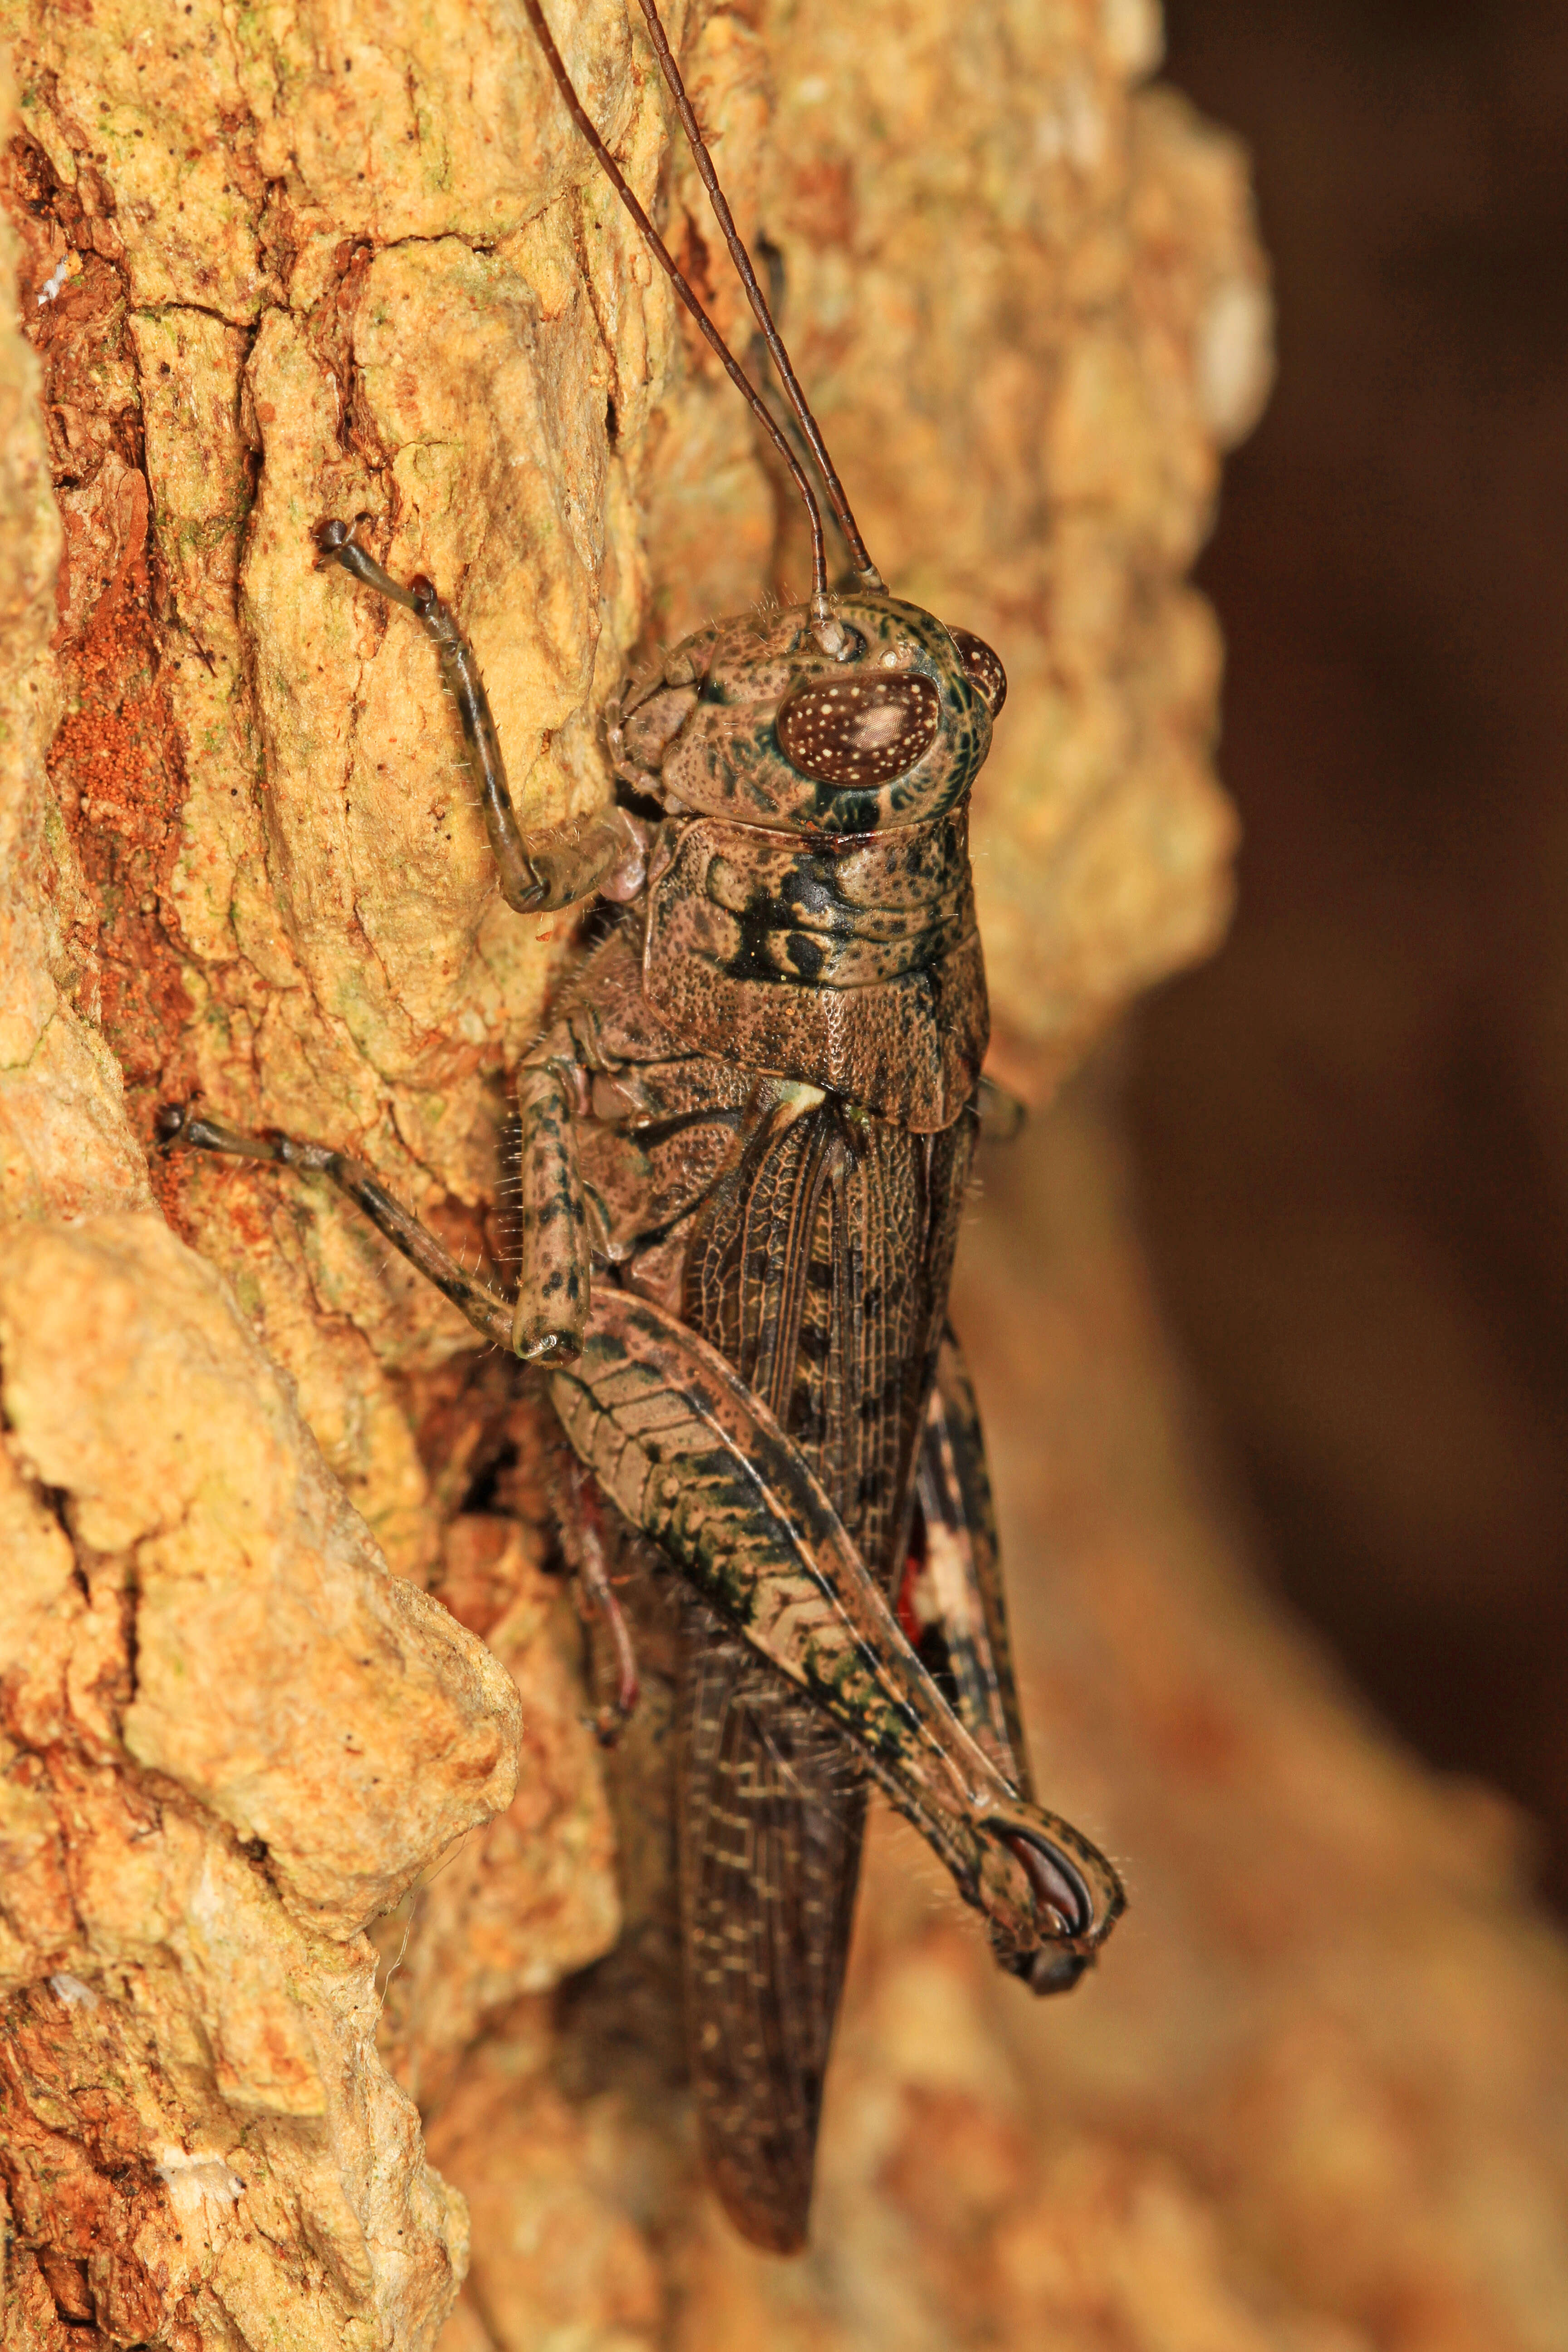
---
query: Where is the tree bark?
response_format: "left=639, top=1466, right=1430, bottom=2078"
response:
left=12, top=6, right=1555, bottom=2352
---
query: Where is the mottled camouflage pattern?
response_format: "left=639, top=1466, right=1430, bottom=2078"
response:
left=511, top=1058, right=593, bottom=1359
left=639, top=807, right=985, bottom=1127
left=161, top=534, right=1126, bottom=2255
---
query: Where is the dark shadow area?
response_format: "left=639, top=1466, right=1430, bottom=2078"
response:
left=1129, top=0, right=1568, bottom=1900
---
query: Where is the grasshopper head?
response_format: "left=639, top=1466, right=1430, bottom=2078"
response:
left=611, top=592, right=1007, bottom=838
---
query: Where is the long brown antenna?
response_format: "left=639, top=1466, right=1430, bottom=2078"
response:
left=522, top=0, right=878, bottom=622
left=630, top=0, right=882, bottom=590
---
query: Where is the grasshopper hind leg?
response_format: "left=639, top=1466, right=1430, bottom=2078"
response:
left=909, top=1329, right=1125, bottom=1992
left=904, top=1328, right=1035, bottom=1791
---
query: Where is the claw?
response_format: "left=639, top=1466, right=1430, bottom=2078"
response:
left=155, top=1098, right=192, bottom=1148
left=313, top=514, right=355, bottom=564
left=995, top=1825, right=1093, bottom=1940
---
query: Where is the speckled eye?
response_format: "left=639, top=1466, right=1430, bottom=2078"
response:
left=774, top=672, right=941, bottom=788
left=951, top=628, right=1007, bottom=717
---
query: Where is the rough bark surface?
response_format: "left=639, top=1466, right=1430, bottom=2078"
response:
left=10, top=4, right=1556, bottom=2350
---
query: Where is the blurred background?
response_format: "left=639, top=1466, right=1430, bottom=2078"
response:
left=1127, top=0, right=1568, bottom=1904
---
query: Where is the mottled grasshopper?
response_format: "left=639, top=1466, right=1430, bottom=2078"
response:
left=159, top=0, right=1124, bottom=2254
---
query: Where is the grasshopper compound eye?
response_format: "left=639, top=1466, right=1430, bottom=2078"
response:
left=775, top=671, right=942, bottom=787
left=951, top=628, right=1008, bottom=717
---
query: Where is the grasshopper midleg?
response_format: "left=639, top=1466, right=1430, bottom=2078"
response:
left=160, top=0, right=1126, bottom=2253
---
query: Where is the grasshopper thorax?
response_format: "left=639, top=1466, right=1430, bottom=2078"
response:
left=611, top=592, right=1008, bottom=838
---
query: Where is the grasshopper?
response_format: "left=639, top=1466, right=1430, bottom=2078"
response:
left=158, top=0, right=1125, bottom=2254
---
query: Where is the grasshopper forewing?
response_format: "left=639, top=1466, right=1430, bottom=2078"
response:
left=160, top=0, right=1125, bottom=2254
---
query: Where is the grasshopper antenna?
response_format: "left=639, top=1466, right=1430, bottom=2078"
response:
left=626, top=0, right=882, bottom=595
left=522, top=0, right=881, bottom=641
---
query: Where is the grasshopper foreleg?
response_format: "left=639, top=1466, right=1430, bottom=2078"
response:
left=314, top=519, right=647, bottom=914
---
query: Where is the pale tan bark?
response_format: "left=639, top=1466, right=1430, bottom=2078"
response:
left=10, top=6, right=1555, bottom=2352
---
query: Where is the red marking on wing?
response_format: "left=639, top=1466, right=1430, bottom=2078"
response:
left=896, top=1509, right=928, bottom=1646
